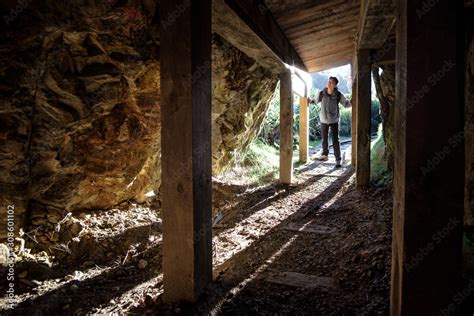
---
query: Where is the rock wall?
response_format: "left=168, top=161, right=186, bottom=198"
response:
left=212, top=35, right=278, bottom=173
left=373, top=63, right=395, bottom=173
left=0, top=0, right=279, bottom=242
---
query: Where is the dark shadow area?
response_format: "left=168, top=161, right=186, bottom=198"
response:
left=197, top=169, right=356, bottom=313
left=214, top=172, right=329, bottom=228
left=201, top=168, right=393, bottom=314
left=1, top=224, right=163, bottom=315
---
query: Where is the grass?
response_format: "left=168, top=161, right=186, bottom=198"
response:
left=241, top=140, right=280, bottom=184
left=309, top=139, right=322, bottom=149
left=239, top=127, right=385, bottom=186
left=238, top=138, right=326, bottom=185
left=370, top=125, right=390, bottom=186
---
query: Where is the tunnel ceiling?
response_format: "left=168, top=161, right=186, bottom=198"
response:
left=263, top=0, right=361, bottom=72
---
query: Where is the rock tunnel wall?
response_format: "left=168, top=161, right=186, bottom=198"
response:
left=372, top=63, right=395, bottom=174
left=0, top=0, right=278, bottom=240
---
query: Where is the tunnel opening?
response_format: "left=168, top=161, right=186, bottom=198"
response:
left=0, top=0, right=472, bottom=314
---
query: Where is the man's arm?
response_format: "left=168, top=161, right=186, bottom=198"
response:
left=339, top=93, right=352, bottom=108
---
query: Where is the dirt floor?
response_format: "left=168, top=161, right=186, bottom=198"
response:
left=0, top=144, right=393, bottom=315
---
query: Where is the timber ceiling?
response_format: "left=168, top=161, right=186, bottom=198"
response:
left=264, top=0, right=361, bottom=72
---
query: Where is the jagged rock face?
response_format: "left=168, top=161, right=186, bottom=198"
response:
left=373, top=63, right=395, bottom=173
left=0, top=1, right=278, bottom=240
left=212, top=36, right=279, bottom=173
left=29, top=29, right=162, bottom=212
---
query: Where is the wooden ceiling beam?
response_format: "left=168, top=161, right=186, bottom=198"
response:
left=266, top=0, right=337, bottom=17
left=223, top=0, right=307, bottom=70
left=284, top=7, right=360, bottom=35
left=287, top=22, right=358, bottom=40
left=304, top=51, right=353, bottom=66
left=275, top=0, right=349, bottom=26
left=293, top=36, right=355, bottom=53
left=299, top=42, right=355, bottom=60
left=307, top=59, right=353, bottom=72
left=289, top=26, right=356, bottom=45
left=357, top=0, right=397, bottom=49
left=212, top=0, right=286, bottom=72
left=285, top=10, right=358, bottom=37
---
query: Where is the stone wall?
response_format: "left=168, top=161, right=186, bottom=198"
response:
left=212, top=35, right=278, bottom=173
left=373, top=63, right=395, bottom=173
left=0, top=0, right=279, bottom=241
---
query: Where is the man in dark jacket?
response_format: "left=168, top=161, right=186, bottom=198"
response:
left=309, top=76, right=352, bottom=168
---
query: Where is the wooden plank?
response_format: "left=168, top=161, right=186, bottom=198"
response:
left=160, top=0, right=212, bottom=303
left=289, top=24, right=358, bottom=44
left=307, top=59, right=353, bottom=73
left=268, top=0, right=336, bottom=17
left=295, top=47, right=354, bottom=62
left=284, top=222, right=336, bottom=234
left=280, top=71, right=293, bottom=184
left=265, top=271, right=338, bottom=290
left=275, top=0, right=349, bottom=26
left=357, top=0, right=396, bottom=49
left=212, top=0, right=285, bottom=72
left=372, top=39, right=396, bottom=65
left=285, top=8, right=360, bottom=36
left=299, top=96, right=309, bottom=163
left=286, top=21, right=358, bottom=39
left=299, top=42, right=355, bottom=60
left=391, top=0, right=463, bottom=314
left=224, top=0, right=306, bottom=70
left=292, top=34, right=356, bottom=52
left=356, top=49, right=371, bottom=188
left=305, top=55, right=353, bottom=69
left=351, top=77, right=357, bottom=166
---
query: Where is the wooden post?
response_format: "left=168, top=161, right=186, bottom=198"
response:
left=356, top=49, right=371, bottom=187
left=391, top=0, right=463, bottom=314
left=351, top=78, right=358, bottom=167
left=280, top=70, right=293, bottom=184
left=299, top=96, right=309, bottom=163
left=160, top=0, right=212, bottom=303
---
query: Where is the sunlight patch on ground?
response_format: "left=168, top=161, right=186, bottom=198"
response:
left=212, top=169, right=339, bottom=266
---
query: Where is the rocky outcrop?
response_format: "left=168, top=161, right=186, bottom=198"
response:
left=373, top=63, right=395, bottom=173
left=0, top=1, right=279, bottom=244
left=212, top=35, right=278, bottom=173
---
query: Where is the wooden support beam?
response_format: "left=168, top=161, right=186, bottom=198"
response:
left=391, top=0, right=463, bottom=314
left=160, top=0, right=212, bottom=303
left=357, top=0, right=397, bottom=49
left=280, top=70, right=293, bottom=184
left=299, top=96, right=309, bottom=163
left=223, top=0, right=307, bottom=71
left=212, top=0, right=285, bottom=72
left=351, top=78, right=358, bottom=167
left=372, top=37, right=396, bottom=65
left=356, top=49, right=371, bottom=188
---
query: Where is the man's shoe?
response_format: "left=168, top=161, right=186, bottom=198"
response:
left=317, top=155, right=329, bottom=161
left=335, top=160, right=342, bottom=168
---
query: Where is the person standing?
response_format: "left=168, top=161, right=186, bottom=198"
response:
left=309, top=76, right=352, bottom=168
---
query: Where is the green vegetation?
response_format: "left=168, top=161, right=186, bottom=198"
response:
left=370, top=125, right=390, bottom=186
left=236, top=84, right=385, bottom=185
left=259, top=86, right=381, bottom=146
left=240, top=140, right=280, bottom=184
